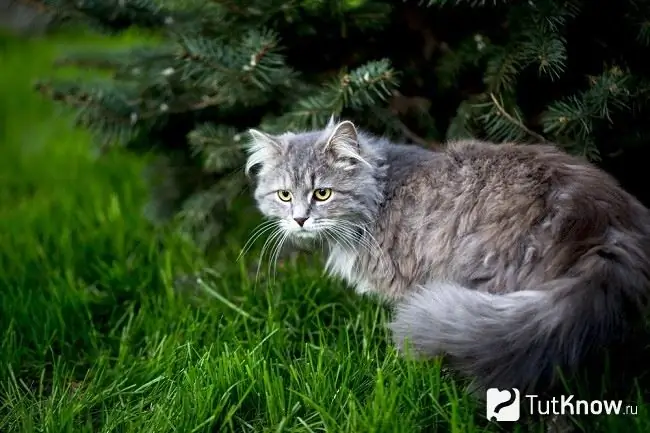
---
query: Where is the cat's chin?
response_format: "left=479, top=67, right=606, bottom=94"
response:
left=288, top=231, right=319, bottom=246
left=291, top=230, right=317, bottom=239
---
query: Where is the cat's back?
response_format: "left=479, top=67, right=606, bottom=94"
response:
left=439, top=139, right=650, bottom=227
left=442, top=139, right=640, bottom=209
left=395, top=139, right=640, bottom=210
left=443, top=139, right=582, bottom=196
left=385, top=139, right=565, bottom=216
left=381, top=139, right=650, bottom=289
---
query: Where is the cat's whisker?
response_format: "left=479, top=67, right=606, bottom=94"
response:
left=330, top=221, right=391, bottom=276
left=328, top=228, right=357, bottom=253
left=317, top=231, right=326, bottom=254
left=255, top=227, right=284, bottom=284
left=315, top=219, right=353, bottom=244
left=245, top=218, right=279, bottom=238
left=329, top=220, right=376, bottom=254
left=258, top=231, right=284, bottom=284
left=350, top=222, right=383, bottom=253
left=339, top=221, right=390, bottom=271
left=341, top=222, right=382, bottom=255
left=239, top=219, right=278, bottom=251
left=276, top=232, right=291, bottom=277
left=321, top=221, right=362, bottom=254
left=268, top=229, right=291, bottom=284
left=266, top=234, right=280, bottom=283
left=237, top=219, right=281, bottom=261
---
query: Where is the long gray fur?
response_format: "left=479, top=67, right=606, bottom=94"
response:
left=244, top=118, right=650, bottom=394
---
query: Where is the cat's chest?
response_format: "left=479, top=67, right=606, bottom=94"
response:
left=324, top=246, right=374, bottom=295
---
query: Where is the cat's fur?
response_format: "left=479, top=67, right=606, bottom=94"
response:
left=244, top=118, right=650, bottom=394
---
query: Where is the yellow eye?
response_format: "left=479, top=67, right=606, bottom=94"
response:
left=313, top=188, right=332, bottom=201
left=277, top=190, right=292, bottom=202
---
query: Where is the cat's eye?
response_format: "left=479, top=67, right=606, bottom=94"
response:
left=277, top=190, right=292, bottom=202
left=313, top=188, right=332, bottom=201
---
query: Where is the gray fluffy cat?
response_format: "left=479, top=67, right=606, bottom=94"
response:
left=244, top=117, right=650, bottom=394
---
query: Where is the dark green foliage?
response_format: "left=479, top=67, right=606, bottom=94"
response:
left=41, top=0, right=173, bottom=32
left=36, top=0, right=650, bottom=249
left=433, top=0, right=650, bottom=160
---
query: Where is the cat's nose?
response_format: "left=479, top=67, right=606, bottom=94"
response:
left=294, top=217, right=308, bottom=227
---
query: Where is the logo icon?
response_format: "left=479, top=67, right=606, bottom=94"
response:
left=486, top=388, right=521, bottom=422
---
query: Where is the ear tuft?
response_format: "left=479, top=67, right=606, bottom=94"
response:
left=326, top=114, right=337, bottom=129
left=247, top=129, right=277, bottom=147
left=244, top=128, right=282, bottom=176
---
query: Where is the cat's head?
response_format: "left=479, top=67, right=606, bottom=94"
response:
left=244, top=118, right=384, bottom=242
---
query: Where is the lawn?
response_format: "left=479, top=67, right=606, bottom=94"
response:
left=0, top=31, right=647, bottom=433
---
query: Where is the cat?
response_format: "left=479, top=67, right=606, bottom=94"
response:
left=243, top=117, right=650, bottom=395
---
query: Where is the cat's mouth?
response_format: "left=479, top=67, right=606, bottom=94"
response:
left=284, top=229, right=321, bottom=248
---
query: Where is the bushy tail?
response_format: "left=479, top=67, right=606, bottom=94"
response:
left=389, top=256, right=648, bottom=393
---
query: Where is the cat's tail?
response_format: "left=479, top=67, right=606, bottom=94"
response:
left=389, top=253, right=649, bottom=393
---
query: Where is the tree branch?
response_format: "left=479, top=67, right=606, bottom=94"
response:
left=489, top=92, right=548, bottom=143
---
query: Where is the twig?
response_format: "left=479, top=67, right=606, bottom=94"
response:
left=34, top=81, right=134, bottom=124
left=396, top=119, right=439, bottom=148
left=35, top=81, right=221, bottom=123
left=54, top=57, right=123, bottom=69
left=489, top=92, right=548, bottom=143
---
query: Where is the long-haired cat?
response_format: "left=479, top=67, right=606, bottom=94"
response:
left=243, top=117, right=650, bottom=395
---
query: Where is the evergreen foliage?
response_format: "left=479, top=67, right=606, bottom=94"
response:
left=35, top=0, right=650, bottom=250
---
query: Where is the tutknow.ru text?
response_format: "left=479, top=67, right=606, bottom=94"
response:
left=526, top=394, right=638, bottom=416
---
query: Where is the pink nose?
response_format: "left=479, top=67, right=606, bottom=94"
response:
left=294, top=217, right=308, bottom=227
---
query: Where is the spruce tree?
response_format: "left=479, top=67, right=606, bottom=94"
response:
left=36, top=0, right=650, bottom=250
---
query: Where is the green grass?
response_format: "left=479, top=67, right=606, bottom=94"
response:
left=0, top=31, right=647, bottom=433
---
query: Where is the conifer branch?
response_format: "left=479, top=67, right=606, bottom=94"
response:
left=396, top=121, right=433, bottom=148
left=41, top=0, right=176, bottom=31
left=425, top=0, right=509, bottom=6
left=33, top=0, right=650, bottom=249
left=35, top=81, right=225, bottom=121
left=488, top=93, right=548, bottom=143
left=34, top=81, right=134, bottom=124
left=266, top=59, right=398, bottom=131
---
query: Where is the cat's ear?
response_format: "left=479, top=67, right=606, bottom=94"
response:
left=323, top=120, right=368, bottom=167
left=244, top=129, right=283, bottom=176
